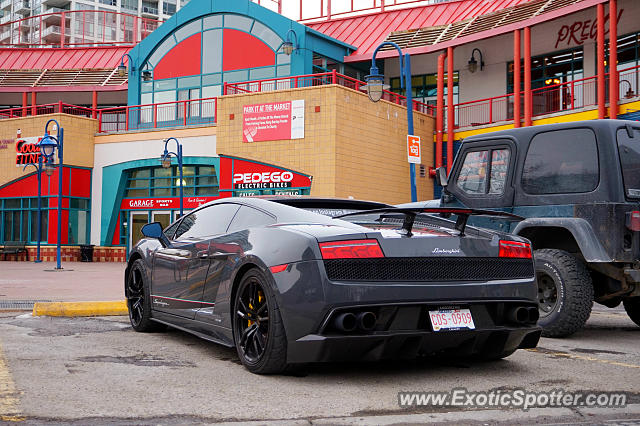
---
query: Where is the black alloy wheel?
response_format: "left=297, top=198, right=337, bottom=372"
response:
left=233, top=269, right=288, bottom=374
left=126, top=259, right=164, bottom=332
left=537, top=271, right=558, bottom=318
left=235, top=278, right=270, bottom=363
left=127, top=264, right=145, bottom=328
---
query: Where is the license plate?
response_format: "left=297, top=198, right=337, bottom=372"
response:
left=429, top=308, right=475, bottom=331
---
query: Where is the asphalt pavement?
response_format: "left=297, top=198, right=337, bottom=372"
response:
left=0, top=261, right=639, bottom=424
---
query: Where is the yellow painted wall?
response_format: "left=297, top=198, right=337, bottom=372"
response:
left=0, top=114, right=96, bottom=186
left=217, top=85, right=435, bottom=204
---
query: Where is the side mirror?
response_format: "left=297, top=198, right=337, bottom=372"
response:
left=141, top=222, right=171, bottom=247
left=435, top=166, right=449, bottom=188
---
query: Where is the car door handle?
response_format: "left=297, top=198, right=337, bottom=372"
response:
left=196, top=250, right=210, bottom=259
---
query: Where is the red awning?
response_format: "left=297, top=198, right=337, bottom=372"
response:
left=306, top=0, right=533, bottom=59
left=0, top=46, right=132, bottom=70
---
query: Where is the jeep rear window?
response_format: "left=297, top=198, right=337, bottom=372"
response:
left=616, top=128, right=640, bottom=198
left=522, top=128, right=599, bottom=195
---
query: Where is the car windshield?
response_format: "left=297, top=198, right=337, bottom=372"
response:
left=617, top=127, right=640, bottom=199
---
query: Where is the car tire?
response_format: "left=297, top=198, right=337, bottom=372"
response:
left=233, top=268, right=289, bottom=374
left=126, top=259, right=164, bottom=332
left=622, top=298, right=640, bottom=327
left=535, top=249, right=593, bottom=337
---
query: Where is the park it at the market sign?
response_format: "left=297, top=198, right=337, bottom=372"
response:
left=242, top=100, right=305, bottom=142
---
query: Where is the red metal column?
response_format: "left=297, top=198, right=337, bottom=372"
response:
left=92, top=90, right=98, bottom=119
left=31, top=92, right=37, bottom=116
left=524, top=26, right=532, bottom=127
left=513, top=30, right=521, bottom=128
left=597, top=3, right=606, bottom=119
left=436, top=52, right=446, bottom=169
left=609, top=0, right=618, bottom=119
left=22, top=92, right=28, bottom=116
left=447, top=47, right=454, bottom=172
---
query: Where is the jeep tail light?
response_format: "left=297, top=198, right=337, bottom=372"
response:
left=627, top=211, right=640, bottom=232
left=499, top=240, right=532, bottom=259
left=319, top=239, right=384, bottom=259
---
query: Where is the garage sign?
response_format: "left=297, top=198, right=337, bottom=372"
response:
left=242, top=100, right=305, bottom=142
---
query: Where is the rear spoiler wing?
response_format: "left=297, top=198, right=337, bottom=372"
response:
left=333, top=207, right=524, bottom=237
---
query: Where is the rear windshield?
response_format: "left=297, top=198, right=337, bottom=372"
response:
left=305, top=208, right=459, bottom=235
left=617, top=128, right=640, bottom=198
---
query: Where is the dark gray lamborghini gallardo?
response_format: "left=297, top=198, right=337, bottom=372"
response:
left=125, top=197, right=541, bottom=374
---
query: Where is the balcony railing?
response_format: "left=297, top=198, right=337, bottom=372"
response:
left=0, top=9, right=160, bottom=47
left=98, top=97, right=217, bottom=133
left=454, top=64, right=640, bottom=129
left=0, top=102, right=95, bottom=119
left=225, top=71, right=436, bottom=116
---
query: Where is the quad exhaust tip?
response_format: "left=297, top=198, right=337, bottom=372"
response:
left=334, top=312, right=357, bottom=332
left=506, top=306, right=539, bottom=325
left=334, top=311, right=377, bottom=332
left=356, top=311, right=377, bottom=331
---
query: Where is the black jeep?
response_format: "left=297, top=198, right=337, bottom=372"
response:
left=421, top=120, right=640, bottom=337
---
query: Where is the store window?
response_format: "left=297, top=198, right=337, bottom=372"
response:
left=143, top=14, right=290, bottom=111
left=1, top=198, right=48, bottom=244
left=507, top=47, right=583, bottom=116
left=507, top=47, right=584, bottom=92
left=68, top=198, right=90, bottom=245
left=522, top=129, right=599, bottom=195
left=124, top=165, right=220, bottom=198
left=608, top=31, right=640, bottom=99
left=390, top=72, right=459, bottom=106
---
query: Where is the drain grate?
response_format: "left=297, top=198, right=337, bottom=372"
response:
left=0, top=300, right=53, bottom=310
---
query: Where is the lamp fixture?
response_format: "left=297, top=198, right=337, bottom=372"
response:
left=118, top=53, right=134, bottom=77
left=43, top=159, right=56, bottom=177
left=468, top=48, right=484, bottom=73
left=283, top=29, right=298, bottom=56
left=142, top=69, right=153, bottom=81
left=545, top=78, right=561, bottom=85
left=363, top=67, right=387, bottom=103
left=621, top=79, right=636, bottom=99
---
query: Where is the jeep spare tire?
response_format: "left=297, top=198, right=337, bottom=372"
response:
left=534, top=249, right=593, bottom=337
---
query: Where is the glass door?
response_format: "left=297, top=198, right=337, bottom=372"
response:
left=152, top=211, right=172, bottom=230
left=129, top=212, right=149, bottom=250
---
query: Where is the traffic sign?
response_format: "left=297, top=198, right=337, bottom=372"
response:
left=407, top=135, right=421, bottom=164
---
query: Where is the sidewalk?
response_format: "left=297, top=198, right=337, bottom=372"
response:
left=0, top=261, right=126, bottom=304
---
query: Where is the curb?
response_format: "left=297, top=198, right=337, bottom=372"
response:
left=32, top=301, right=128, bottom=317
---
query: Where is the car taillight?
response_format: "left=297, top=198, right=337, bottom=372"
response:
left=319, top=239, right=384, bottom=259
left=627, top=211, right=640, bottom=232
left=499, top=240, right=532, bottom=259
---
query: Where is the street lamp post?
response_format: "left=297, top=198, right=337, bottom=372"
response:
left=38, top=119, right=64, bottom=270
left=365, top=41, right=417, bottom=202
left=22, top=154, right=44, bottom=263
left=161, top=137, right=184, bottom=217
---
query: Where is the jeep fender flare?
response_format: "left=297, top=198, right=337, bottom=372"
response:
left=512, top=218, right=612, bottom=263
